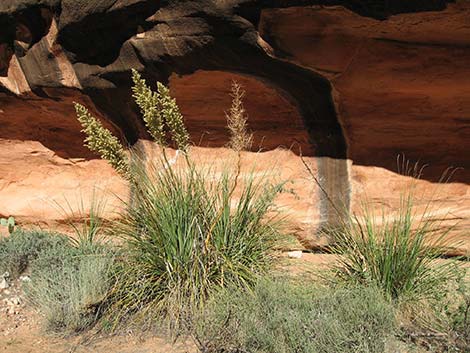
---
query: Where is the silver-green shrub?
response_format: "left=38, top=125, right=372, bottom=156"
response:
left=196, top=279, right=396, bottom=353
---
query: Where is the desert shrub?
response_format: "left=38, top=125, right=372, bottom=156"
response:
left=196, top=279, right=396, bottom=353
left=329, top=193, right=459, bottom=304
left=107, top=156, right=283, bottom=330
left=0, top=229, right=69, bottom=279
left=443, top=272, right=470, bottom=351
left=453, top=285, right=470, bottom=350
left=394, top=271, right=470, bottom=353
left=21, top=203, right=116, bottom=334
left=25, top=241, right=116, bottom=334
left=76, top=71, right=285, bottom=330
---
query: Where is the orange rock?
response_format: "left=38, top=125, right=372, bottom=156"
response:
left=0, top=1, right=467, bottom=255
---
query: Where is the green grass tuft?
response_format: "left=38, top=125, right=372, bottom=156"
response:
left=54, top=189, right=110, bottom=251
left=329, top=193, right=460, bottom=304
left=107, top=154, right=284, bottom=330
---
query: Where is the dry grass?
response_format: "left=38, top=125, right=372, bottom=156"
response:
left=226, top=81, right=253, bottom=152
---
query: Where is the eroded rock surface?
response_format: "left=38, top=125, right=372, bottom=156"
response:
left=260, top=2, right=470, bottom=181
left=0, top=0, right=468, bottom=253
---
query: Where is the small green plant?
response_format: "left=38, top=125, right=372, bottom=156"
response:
left=54, top=190, right=109, bottom=251
left=226, top=81, right=253, bottom=152
left=196, top=279, right=396, bottom=353
left=329, top=193, right=459, bottom=304
left=0, top=216, right=15, bottom=234
left=0, top=229, right=69, bottom=279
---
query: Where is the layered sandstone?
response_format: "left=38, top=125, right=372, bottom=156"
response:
left=0, top=0, right=468, bottom=253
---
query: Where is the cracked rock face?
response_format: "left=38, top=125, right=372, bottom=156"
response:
left=0, top=0, right=468, bottom=252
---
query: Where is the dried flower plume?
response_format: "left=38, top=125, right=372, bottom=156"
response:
left=131, top=69, right=189, bottom=153
left=74, top=103, right=130, bottom=179
left=131, top=69, right=166, bottom=146
left=226, top=81, right=253, bottom=152
left=75, top=70, right=191, bottom=180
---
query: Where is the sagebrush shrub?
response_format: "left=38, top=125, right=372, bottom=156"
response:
left=25, top=241, right=116, bottom=334
left=196, top=279, right=396, bottom=353
left=0, top=229, right=69, bottom=279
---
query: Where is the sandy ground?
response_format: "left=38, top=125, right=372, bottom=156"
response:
left=0, top=277, right=198, bottom=353
left=0, top=324, right=197, bottom=353
left=0, top=307, right=198, bottom=353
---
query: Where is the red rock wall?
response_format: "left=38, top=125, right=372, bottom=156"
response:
left=259, top=3, right=470, bottom=251
left=0, top=1, right=468, bottom=253
left=169, top=71, right=313, bottom=155
left=260, top=3, right=470, bottom=182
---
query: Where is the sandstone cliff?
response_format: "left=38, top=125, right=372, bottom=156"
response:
left=0, top=0, right=468, bottom=252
